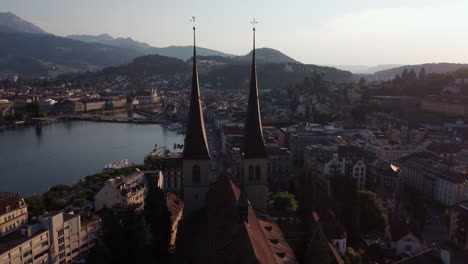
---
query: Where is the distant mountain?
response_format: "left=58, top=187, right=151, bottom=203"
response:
left=0, top=31, right=144, bottom=77
left=66, top=33, right=235, bottom=60
left=238, top=48, right=299, bottom=64
left=67, top=34, right=153, bottom=52
left=0, top=12, right=47, bottom=34
left=333, top=64, right=401, bottom=74
left=373, top=63, right=468, bottom=80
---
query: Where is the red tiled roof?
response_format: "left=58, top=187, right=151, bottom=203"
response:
left=175, top=175, right=297, bottom=264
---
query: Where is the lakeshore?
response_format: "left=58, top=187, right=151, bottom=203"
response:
left=0, top=120, right=184, bottom=196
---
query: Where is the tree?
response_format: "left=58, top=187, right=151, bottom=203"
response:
left=401, top=68, right=409, bottom=81
left=408, top=69, right=418, bottom=82
left=418, top=67, right=427, bottom=82
left=358, top=190, right=388, bottom=234
left=344, top=247, right=362, bottom=264
left=300, top=223, right=333, bottom=264
left=24, top=196, right=45, bottom=218
left=267, top=192, right=299, bottom=212
left=87, top=209, right=153, bottom=264
left=358, top=77, right=367, bottom=89
left=144, top=185, right=172, bottom=262
left=330, top=175, right=361, bottom=245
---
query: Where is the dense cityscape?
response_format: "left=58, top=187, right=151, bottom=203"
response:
left=1, top=4, right=468, bottom=264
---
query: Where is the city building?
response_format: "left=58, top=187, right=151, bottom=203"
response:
left=0, top=100, right=14, bottom=117
left=0, top=211, right=101, bottom=264
left=39, top=211, right=101, bottom=264
left=385, top=216, right=424, bottom=255
left=94, top=171, right=163, bottom=211
left=449, top=199, right=468, bottom=250
left=266, top=145, right=293, bottom=183
left=145, top=150, right=183, bottom=195
left=0, top=224, right=50, bottom=264
left=0, top=193, right=28, bottom=237
left=52, top=100, right=85, bottom=115
left=421, top=96, right=468, bottom=117
left=134, top=88, right=158, bottom=104
left=398, top=152, right=468, bottom=206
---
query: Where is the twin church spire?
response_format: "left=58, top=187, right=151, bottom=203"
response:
left=183, top=19, right=266, bottom=160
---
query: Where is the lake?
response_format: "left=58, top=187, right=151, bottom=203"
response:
left=0, top=121, right=184, bottom=196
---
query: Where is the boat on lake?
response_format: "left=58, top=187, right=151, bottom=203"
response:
left=165, top=123, right=183, bottom=130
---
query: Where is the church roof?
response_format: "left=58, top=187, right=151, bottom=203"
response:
left=183, top=28, right=211, bottom=160
left=175, top=174, right=297, bottom=264
left=242, top=28, right=267, bottom=159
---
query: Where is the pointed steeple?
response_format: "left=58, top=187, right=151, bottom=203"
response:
left=183, top=23, right=211, bottom=160
left=242, top=20, right=267, bottom=159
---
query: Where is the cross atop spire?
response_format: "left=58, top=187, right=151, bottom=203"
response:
left=183, top=18, right=211, bottom=160
left=250, top=18, right=258, bottom=50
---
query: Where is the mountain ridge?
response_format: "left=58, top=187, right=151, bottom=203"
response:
left=372, top=63, right=468, bottom=80
left=67, top=33, right=236, bottom=60
left=0, top=12, right=47, bottom=34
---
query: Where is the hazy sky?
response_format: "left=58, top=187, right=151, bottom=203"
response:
left=2, top=0, right=468, bottom=65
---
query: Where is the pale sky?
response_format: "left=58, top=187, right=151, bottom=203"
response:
left=2, top=0, right=468, bottom=65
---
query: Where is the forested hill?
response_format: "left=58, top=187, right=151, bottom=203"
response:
left=96, top=54, right=352, bottom=90
left=0, top=31, right=143, bottom=77
left=100, top=54, right=190, bottom=77
left=373, top=63, right=468, bottom=80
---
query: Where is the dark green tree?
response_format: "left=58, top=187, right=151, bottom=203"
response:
left=267, top=192, right=299, bottom=212
left=418, top=67, right=427, bottom=82
left=330, top=175, right=361, bottom=245
left=144, top=185, right=172, bottom=262
left=24, top=196, right=46, bottom=218
left=344, top=247, right=362, bottom=264
left=87, top=209, right=153, bottom=264
left=408, top=68, right=418, bottom=82
left=401, top=68, right=409, bottom=81
left=358, top=190, right=388, bottom=234
left=300, top=223, right=333, bottom=264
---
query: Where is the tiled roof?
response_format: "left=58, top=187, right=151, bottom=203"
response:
left=175, top=175, right=297, bottom=264
left=393, top=249, right=444, bottom=264
left=0, top=193, right=25, bottom=216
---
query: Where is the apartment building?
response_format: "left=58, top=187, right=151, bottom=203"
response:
left=449, top=200, right=468, bottom=250
left=398, top=152, right=468, bottom=206
left=39, top=211, right=101, bottom=264
left=0, top=224, right=50, bottom=264
left=0, top=193, right=28, bottom=237
left=94, top=171, right=163, bottom=211
left=146, top=151, right=183, bottom=195
left=0, top=211, right=100, bottom=264
left=421, top=96, right=468, bottom=117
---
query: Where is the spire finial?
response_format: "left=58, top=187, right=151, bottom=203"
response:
left=190, top=16, right=196, bottom=47
left=250, top=18, right=258, bottom=50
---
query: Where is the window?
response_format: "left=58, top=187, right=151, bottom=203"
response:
left=192, top=165, right=200, bottom=183
left=255, top=166, right=261, bottom=181
left=248, top=166, right=254, bottom=181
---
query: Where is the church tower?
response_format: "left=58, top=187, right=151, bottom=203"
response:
left=182, top=21, right=211, bottom=214
left=241, top=20, right=268, bottom=210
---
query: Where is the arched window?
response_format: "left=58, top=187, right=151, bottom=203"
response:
left=256, top=166, right=261, bottom=181
left=192, top=164, right=200, bottom=183
left=248, top=165, right=254, bottom=181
